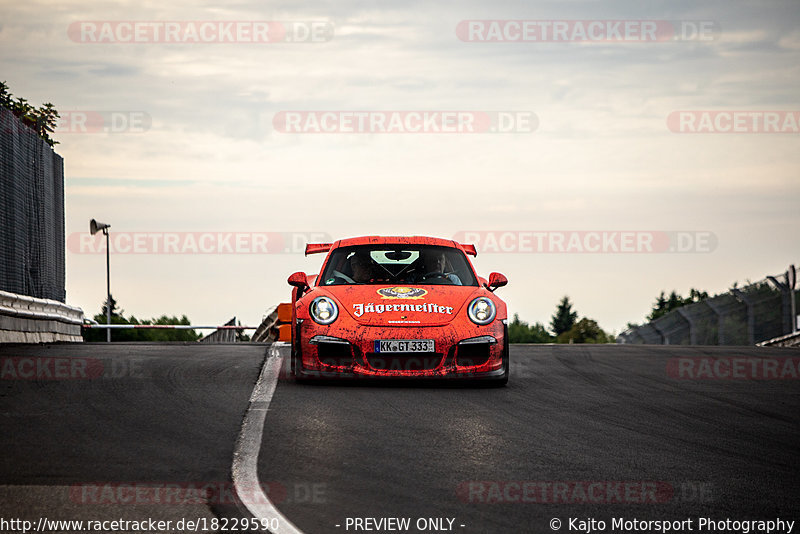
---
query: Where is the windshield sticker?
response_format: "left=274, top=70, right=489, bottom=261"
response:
left=377, top=287, right=427, bottom=299
left=353, top=303, right=453, bottom=317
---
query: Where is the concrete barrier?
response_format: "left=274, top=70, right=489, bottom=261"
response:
left=0, top=290, right=84, bottom=343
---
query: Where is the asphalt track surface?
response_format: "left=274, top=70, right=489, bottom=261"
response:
left=0, top=343, right=267, bottom=530
left=1, top=342, right=799, bottom=534
left=260, top=344, right=800, bottom=533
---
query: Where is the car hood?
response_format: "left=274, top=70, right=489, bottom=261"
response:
left=317, top=284, right=484, bottom=326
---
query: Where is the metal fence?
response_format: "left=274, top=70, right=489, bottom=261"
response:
left=0, top=106, right=66, bottom=302
left=619, top=266, right=799, bottom=345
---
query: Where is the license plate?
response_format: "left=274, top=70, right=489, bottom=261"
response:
left=374, top=339, right=434, bottom=353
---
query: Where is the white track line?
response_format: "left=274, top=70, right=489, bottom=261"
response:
left=232, top=342, right=303, bottom=534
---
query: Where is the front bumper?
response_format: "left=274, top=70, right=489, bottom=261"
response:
left=294, top=320, right=506, bottom=379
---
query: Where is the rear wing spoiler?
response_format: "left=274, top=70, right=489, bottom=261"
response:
left=305, top=243, right=333, bottom=255
left=459, top=243, right=477, bottom=256
left=305, top=242, right=476, bottom=256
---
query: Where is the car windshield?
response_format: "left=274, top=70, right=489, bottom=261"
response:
left=319, top=245, right=478, bottom=286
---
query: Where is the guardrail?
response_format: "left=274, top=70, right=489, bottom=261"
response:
left=252, top=304, right=292, bottom=343
left=82, top=324, right=257, bottom=330
left=757, top=331, right=800, bottom=348
left=0, top=289, right=84, bottom=343
left=82, top=322, right=256, bottom=344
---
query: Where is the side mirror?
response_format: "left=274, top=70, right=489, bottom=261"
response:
left=488, top=272, right=508, bottom=291
left=288, top=271, right=309, bottom=289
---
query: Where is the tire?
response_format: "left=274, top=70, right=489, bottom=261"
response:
left=484, top=323, right=509, bottom=387
left=497, top=349, right=509, bottom=386
left=292, top=355, right=310, bottom=383
left=291, top=338, right=307, bottom=382
left=290, top=318, right=308, bottom=382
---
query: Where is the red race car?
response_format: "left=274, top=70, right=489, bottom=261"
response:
left=287, top=236, right=509, bottom=384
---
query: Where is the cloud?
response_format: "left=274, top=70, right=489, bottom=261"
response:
left=2, top=0, right=798, bottom=329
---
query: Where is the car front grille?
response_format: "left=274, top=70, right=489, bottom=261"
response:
left=317, top=342, right=353, bottom=367
left=364, top=353, right=442, bottom=372
left=455, top=343, right=491, bottom=367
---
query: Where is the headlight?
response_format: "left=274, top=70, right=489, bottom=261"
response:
left=467, top=297, right=496, bottom=325
left=310, top=296, right=338, bottom=325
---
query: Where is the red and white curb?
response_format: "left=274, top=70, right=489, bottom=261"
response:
left=232, top=342, right=303, bottom=533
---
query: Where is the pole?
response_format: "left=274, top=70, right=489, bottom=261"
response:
left=105, top=229, right=111, bottom=342
left=790, top=265, right=797, bottom=333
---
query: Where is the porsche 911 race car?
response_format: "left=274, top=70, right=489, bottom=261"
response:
left=287, top=236, right=509, bottom=384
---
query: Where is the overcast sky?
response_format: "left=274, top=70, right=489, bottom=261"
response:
left=2, top=0, right=799, bottom=333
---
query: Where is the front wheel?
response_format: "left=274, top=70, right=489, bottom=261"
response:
left=290, top=329, right=308, bottom=382
left=497, top=349, right=509, bottom=385
left=485, top=323, right=509, bottom=387
left=291, top=350, right=311, bottom=383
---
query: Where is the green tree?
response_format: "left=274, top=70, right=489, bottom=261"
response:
left=83, top=299, right=201, bottom=342
left=509, top=313, right=554, bottom=343
left=131, top=314, right=201, bottom=342
left=557, top=318, right=612, bottom=344
left=0, top=81, right=13, bottom=109
left=1, top=81, right=60, bottom=146
left=666, top=290, right=682, bottom=311
left=102, top=295, right=122, bottom=320
left=688, top=288, right=709, bottom=302
left=648, top=291, right=668, bottom=321
left=648, top=288, right=709, bottom=321
left=36, top=102, right=60, bottom=146
left=550, top=296, right=578, bottom=336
